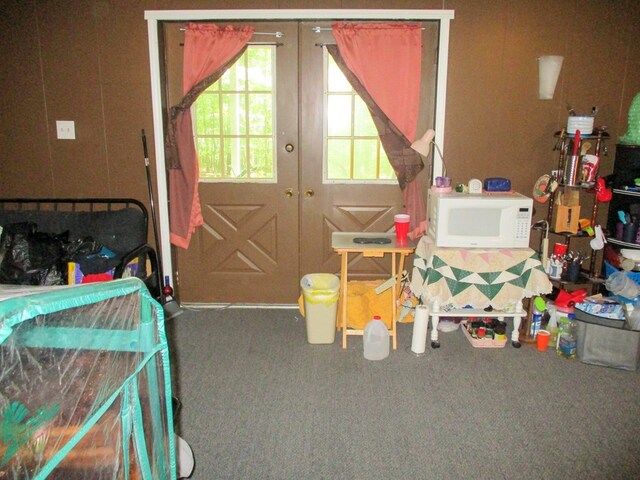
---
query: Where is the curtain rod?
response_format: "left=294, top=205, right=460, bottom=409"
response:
left=180, top=28, right=284, bottom=37
left=180, top=42, right=282, bottom=47
left=312, top=26, right=425, bottom=32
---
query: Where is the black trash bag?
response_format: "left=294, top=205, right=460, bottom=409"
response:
left=64, top=236, right=104, bottom=261
left=0, top=222, right=68, bottom=286
left=65, top=237, right=121, bottom=275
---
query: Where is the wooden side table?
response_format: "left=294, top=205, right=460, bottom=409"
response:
left=331, top=232, right=415, bottom=350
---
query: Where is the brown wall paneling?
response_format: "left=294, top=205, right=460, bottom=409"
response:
left=559, top=1, right=628, bottom=181
left=0, top=1, right=53, bottom=196
left=95, top=2, right=155, bottom=201
left=1, top=1, right=640, bottom=249
left=37, top=1, right=109, bottom=197
left=496, top=1, right=575, bottom=198
left=445, top=0, right=510, bottom=190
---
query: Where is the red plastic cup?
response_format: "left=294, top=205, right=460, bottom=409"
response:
left=536, top=330, right=551, bottom=351
left=394, top=214, right=410, bottom=243
left=553, top=243, right=568, bottom=256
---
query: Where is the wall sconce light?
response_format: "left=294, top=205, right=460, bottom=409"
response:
left=538, top=55, right=564, bottom=100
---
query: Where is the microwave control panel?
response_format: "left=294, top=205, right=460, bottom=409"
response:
left=515, top=208, right=532, bottom=240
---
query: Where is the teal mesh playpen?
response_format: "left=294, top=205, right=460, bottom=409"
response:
left=0, top=278, right=175, bottom=479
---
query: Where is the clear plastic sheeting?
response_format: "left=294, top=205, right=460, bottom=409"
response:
left=0, top=278, right=176, bottom=479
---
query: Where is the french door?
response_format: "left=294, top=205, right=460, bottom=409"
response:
left=165, top=21, right=425, bottom=304
left=297, top=23, right=405, bottom=284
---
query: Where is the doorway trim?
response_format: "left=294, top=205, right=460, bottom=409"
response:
left=144, top=9, right=455, bottom=290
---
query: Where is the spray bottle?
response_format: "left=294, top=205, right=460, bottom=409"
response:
left=546, top=302, right=559, bottom=347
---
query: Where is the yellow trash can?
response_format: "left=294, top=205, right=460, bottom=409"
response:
left=300, top=274, right=340, bottom=344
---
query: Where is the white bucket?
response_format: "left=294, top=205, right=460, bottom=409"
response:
left=567, top=115, right=595, bottom=135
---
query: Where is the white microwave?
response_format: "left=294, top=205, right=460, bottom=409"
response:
left=427, top=191, right=533, bottom=248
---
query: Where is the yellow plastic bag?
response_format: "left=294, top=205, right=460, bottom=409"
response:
left=300, top=279, right=419, bottom=328
left=337, top=281, right=393, bottom=329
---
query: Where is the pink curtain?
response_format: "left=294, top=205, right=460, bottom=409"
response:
left=332, top=23, right=426, bottom=239
left=168, top=24, right=254, bottom=249
left=332, top=23, right=421, bottom=142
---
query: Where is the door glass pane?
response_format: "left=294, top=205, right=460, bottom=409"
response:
left=193, top=46, right=275, bottom=182
left=353, top=98, right=377, bottom=137
left=195, top=93, right=220, bottom=135
left=379, top=155, right=395, bottom=179
left=223, top=137, right=247, bottom=177
left=220, top=60, right=246, bottom=91
left=196, top=137, right=221, bottom=178
left=249, top=138, right=273, bottom=178
left=326, top=139, right=351, bottom=179
left=247, top=47, right=272, bottom=90
left=221, top=93, right=246, bottom=136
left=248, top=93, right=273, bottom=136
left=327, top=57, right=351, bottom=92
left=327, top=96, right=352, bottom=136
left=353, top=140, right=378, bottom=179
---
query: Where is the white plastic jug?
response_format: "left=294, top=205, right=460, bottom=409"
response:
left=363, top=316, right=390, bottom=360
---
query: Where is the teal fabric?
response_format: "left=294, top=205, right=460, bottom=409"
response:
left=0, top=278, right=176, bottom=479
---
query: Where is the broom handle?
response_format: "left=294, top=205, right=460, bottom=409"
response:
left=141, top=129, right=166, bottom=299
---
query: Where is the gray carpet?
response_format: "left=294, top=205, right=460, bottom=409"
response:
left=167, top=307, right=640, bottom=480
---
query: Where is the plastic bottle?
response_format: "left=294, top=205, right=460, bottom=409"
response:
left=530, top=296, right=545, bottom=338
left=530, top=309, right=542, bottom=338
left=546, top=304, right=559, bottom=347
left=556, top=315, right=577, bottom=359
left=363, top=316, right=390, bottom=360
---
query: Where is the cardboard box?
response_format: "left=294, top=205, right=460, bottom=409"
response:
left=575, top=298, right=625, bottom=320
left=461, top=322, right=507, bottom=348
left=553, top=205, right=581, bottom=233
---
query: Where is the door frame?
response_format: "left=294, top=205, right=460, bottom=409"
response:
left=144, top=9, right=455, bottom=293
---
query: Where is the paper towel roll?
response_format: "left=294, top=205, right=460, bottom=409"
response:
left=411, top=305, right=429, bottom=354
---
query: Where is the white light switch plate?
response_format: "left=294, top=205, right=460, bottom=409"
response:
left=56, top=120, right=75, bottom=140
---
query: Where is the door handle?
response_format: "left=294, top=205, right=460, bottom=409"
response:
left=284, top=188, right=295, bottom=198
left=304, top=189, right=314, bottom=198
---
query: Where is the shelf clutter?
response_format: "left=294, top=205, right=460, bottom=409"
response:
left=605, top=144, right=640, bottom=253
left=462, top=318, right=508, bottom=348
left=520, top=111, right=640, bottom=371
left=524, top=284, right=640, bottom=371
left=532, top=126, right=611, bottom=295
